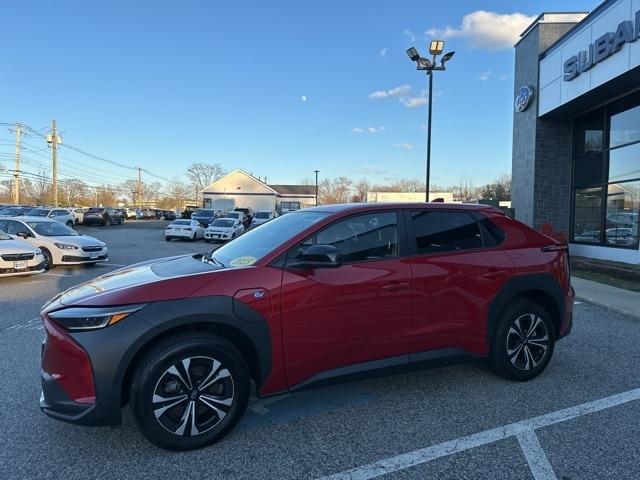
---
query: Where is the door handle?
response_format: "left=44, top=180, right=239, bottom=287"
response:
left=482, top=270, right=507, bottom=279
left=382, top=282, right=410, bottom=291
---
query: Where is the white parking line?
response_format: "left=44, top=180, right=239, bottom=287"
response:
left=318, top=387, right=640, bottom=480
left=42, top=273, right=73, bottom=277
left=517, top=429, right=557, bottom=480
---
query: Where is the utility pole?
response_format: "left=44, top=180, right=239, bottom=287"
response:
left=12, top=124, right=22, bottom=204
left=137, top=167, right=142, bottom=209
left=314, top=170, right=319, bottom=206
left=48, top=120, right=61, bottom=207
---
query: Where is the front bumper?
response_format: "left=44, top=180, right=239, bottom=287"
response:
left=0, top=260, right=45, bottom=276
left=59, top=251, right=108, bottom=264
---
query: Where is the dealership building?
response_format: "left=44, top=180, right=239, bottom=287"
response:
left=512, top=0, right=640, bottom=264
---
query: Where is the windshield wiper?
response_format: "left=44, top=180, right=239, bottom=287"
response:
left=201, top=251, right=225, bottom=267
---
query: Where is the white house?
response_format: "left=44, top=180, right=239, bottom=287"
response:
left=201, top=169, right=316, bottom=212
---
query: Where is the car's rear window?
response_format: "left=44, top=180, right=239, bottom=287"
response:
left=171, top=220, right=191, bottom=226
left=86, top=208, right=103, bottom=213
left=479, top=217, right=506, bottom=246
left=28, top=208, right=49, bottom=216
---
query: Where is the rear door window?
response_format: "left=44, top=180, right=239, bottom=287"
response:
left=410, top=211, right=483, bottom=254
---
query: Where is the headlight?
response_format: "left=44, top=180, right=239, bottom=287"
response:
left=54, top=243, right=78, bottom=250
left=48, top=305, right=146, bottom=331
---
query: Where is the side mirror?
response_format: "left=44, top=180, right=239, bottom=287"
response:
left=17, top=232, right=30, bottom=239
left=287, top=244, right=343, bottom=270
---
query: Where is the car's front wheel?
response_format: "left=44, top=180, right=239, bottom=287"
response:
left=40, top=247, right=53, bottom=270
left=490, top=299, right=555, bottom=381
left=130, top=333, right=250, bottom=450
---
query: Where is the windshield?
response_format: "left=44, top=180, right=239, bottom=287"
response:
left=27, top=221, right=79, bottom=237
left=255, top=212, right=270, bottom=218
left=193, top=209, right=214, bottom=217
left=28, top=208, right=49, bottom=217
left=212, top=219, right=234, bottom=227
left=0, top=207, right=21, bottom=216
left=209, top=210, right=329, bottom=267
left=0, top=230, right=10, bottom=240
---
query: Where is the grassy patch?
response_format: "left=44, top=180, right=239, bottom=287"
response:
left=573, top=269, right=640, bottom=292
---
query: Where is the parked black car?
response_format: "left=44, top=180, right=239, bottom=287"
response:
left=190, top=208, right=217, bottom=227
left=162, top=210, right=176, bottom=220
left=83, top=207, right=124, bottom=226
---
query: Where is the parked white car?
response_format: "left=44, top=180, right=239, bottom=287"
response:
left=0, top=217, right=107, bottom=269
left=164, top=219, right=205, bottom=241
left=251, top=209, right=278, bottom=228
left=204, top=218, right=244, bottom=242
left=27, top=207, right=76, bottom=228
left=68, top=207, right=87, bottom=225
left=0, top=229, right=45, bottom=277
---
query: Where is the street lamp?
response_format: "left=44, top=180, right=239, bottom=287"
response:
left=314, top=169, right=319, bottom=206
left=406, top=41, right=455, bottom=202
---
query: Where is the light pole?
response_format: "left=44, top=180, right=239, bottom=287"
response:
left=406, top=41, right=455, bottom=202
left=314, top=169, right=319, bottom=206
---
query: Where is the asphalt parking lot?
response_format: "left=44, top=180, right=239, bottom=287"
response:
left=1, top=220, right=639, bottom=479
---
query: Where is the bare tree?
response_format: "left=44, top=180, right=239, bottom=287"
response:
left=59, top=178, right=87, bottom=207
left=352, top=178, right=371, bottom=202
left=120, top=179, right=140, bottom=205
left=319, top=176, right=353, bottom=204
left=186, top=162, right=226, bottom=202
left=455, top=176, right=477, bottom=202
left=165, top=177, right=191, bottom=209
left=32, top=169, right=51, bottom=205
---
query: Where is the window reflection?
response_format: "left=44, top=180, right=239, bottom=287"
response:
left=605, top=181, right=639, bottom=248
left=573, top=188, right=602, bottom=244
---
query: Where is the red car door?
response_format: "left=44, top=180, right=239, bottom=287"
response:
left=280, top=211, right=413, bottom=388
left=408, top=210, right=512, bottom=357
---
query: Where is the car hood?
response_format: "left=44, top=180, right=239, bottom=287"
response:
left=0, top=239, right=39, bottom=254
left=46, top=234, right=105, bottom=247
left=43, top=255, right=224, bottom=311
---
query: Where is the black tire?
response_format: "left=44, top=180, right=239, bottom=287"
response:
left=165, top=236, right=172, bottom=242
left=490, top=299, right=555, bottom=381
left=75, top=219, right=80, bottom=225
left=204, top=239, right=210, bottom=244
left=66, top=221, right=74, bottom=228
left=40, top=247, right=53, bottom=270
left=129, top=333, right=250, bottom=451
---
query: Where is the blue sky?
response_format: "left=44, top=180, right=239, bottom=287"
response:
left=0, top=0, right=600, bottom=189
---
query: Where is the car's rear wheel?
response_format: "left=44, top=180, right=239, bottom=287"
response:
left=130, top=333, right=249, bottom=451
left=66, top=221, right=74, bottom=228
left=40, top=247, right=53, bottom=270
left=165, top=236, right=172, bottom=242
left=490, top=299, right=555, bottom=381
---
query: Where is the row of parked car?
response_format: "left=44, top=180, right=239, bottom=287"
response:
left=0, top=215, right=108, bottom=277
left=165, top=208, right=278, bottom=242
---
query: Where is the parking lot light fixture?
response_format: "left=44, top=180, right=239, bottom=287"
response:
left=406, top=40, right=455, bottom=202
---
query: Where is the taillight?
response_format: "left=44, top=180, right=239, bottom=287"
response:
left=42, top=316, right=95, bottom=404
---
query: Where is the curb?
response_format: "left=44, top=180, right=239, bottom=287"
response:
left=575, top=294, right=640, bottom=321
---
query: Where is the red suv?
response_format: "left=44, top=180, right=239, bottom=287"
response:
left=40, top=203, right=574, bottom=450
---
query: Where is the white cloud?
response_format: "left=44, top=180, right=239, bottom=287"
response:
left=300, top=95, right=307, bottom=102
left=400, top=97, right=428, bottom=108
left=477, top=70, right=509, bottom=82
left=369, top=84, right=411, bottom=99
left=403, top=29, right=416, bottom=43
left=426, top=11, right=536, bottom=50
left=352, top=126, right=385, bottom=134
left=395, top=143, right=415, bottom=150
left=380, top=47, right=388, bottom=57
left=478, top=70, right=492, bottom=82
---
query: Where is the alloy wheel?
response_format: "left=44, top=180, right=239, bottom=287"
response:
left=152, top=356, right=234, bottom=437
left=506, top=313, right=550, bottom=371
